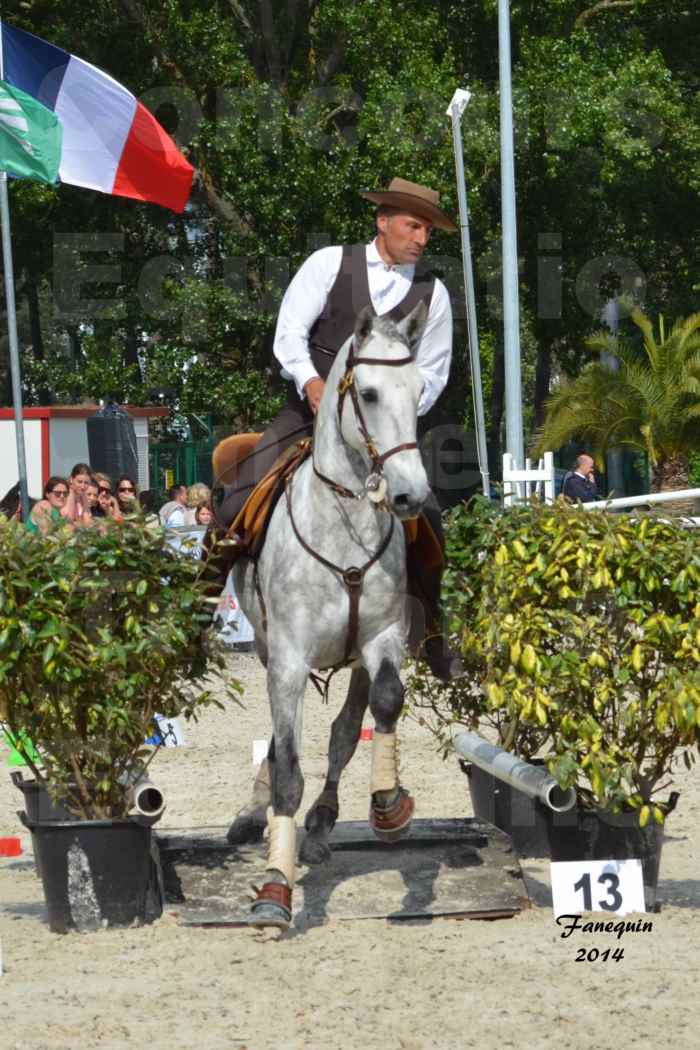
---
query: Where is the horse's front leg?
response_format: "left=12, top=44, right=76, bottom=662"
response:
left=364, top=630, right=415, bottom=842
left=299, top=666, right=369, bottom=866
left=249, top=653, right=307, bottom=930
left=226, top=741, right=273, bottom=845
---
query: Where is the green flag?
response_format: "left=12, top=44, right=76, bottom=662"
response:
left=0, top=79, right=61, bottom=184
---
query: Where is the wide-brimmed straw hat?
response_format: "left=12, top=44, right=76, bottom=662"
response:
left=360, top=176, right=456, bottom=232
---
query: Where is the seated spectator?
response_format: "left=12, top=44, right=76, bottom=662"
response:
left=194, top=501, right=213, bottom=527
left=115, top=475, right=139, bottom=517
left=26, top=477, right=70, bottom=534
left=186, top=483, right=212, bottom=524
left=94, top=476, right=121, bottom=521
left=86, top=478, right=100, bottom=515
left=64, top=463, right=94, bottom=527
left=182, top=500, right=213, bottom=560
left=159, top=484, right=188, bottom=527
left=0, top=482, right=22, bottom=521
left=138, top=490, right=161, bottom=530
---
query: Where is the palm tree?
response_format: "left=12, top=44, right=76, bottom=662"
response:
left=533, top=309, right=700, bottom=496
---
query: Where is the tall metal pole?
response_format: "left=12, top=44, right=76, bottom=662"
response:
left=0, top=23, right=30, bottom=521
left=447, top=89, right=490, bottom=497
left=498, top=0, right=524, bottom=472
left=601, top=297, right=625, bottom=496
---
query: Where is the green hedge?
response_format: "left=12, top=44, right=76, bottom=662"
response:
left=0, top=518, right=240, bottom=818
left=409, top=498, right=700, bottom=818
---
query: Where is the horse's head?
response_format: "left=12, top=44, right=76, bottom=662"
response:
left=332, top=302, right=432, bottom=520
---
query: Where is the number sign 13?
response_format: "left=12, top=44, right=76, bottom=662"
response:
left=551, top=859, right=646, bottom=916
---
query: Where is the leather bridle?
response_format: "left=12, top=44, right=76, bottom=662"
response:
left=312, top=340, right=419, bottom=502
left=284, top=340, right=419, bottom=679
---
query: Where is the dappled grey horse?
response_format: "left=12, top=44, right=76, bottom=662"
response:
left=229, top=303, right=431, bottom=929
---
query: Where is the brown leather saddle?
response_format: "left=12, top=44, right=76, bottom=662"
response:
left=212, top=432, right=443, bottom=568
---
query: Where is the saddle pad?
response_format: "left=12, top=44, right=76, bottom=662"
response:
left=231, top=439, right=312, bottom=556
left=403, top=512, right=443, bottom=569
left=212, top=432, right=263, bottom=486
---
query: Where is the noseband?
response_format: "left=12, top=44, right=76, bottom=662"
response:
left=313, top=340, right=418, bottom=502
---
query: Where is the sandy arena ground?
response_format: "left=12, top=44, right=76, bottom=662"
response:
left=1, top=651, right=698, bottom=1050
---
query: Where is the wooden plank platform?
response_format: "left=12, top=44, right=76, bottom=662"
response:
left=157, top=819, right=529, bottom=928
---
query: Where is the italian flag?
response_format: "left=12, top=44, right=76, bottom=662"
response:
left=0, top=79, right=61, bottom=184
left=0, top=21, right=194, bottom=212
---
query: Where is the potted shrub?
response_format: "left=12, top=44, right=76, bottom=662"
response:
left=407, top=497, right=700, bottom=905
left=0, top=516, right=239, bottom=932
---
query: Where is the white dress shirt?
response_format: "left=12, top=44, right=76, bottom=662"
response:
left=272, top=239, right=453, bottom=416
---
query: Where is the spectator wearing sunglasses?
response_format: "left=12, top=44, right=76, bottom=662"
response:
left=93, top=474, right=122, bottom=521
left=115, top=476, right=139, bottom=516
left=26, top=477, right=71, bottom=534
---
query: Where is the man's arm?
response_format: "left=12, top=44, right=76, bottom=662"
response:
left=414, top=278, right=453, bottom=416
left=272, top=246, right=343, bottom=401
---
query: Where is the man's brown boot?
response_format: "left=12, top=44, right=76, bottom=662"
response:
left=420, top=633, right=467, bottom=683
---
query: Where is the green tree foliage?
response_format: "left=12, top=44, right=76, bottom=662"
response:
left=533, top=308, right=700, bottom=491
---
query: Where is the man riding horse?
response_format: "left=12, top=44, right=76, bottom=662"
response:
left=216, top=176, right=463, bottom=681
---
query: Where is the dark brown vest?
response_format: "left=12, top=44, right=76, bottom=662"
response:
left=307, top=243, right=435, bottom=380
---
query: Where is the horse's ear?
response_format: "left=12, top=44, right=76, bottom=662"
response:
left=396, top=300, right=428, bottom=357
left=353, top=305, right=375, bottom=348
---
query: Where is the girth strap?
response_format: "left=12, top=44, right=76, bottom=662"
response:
left=284, top=470, right=394, bottom=667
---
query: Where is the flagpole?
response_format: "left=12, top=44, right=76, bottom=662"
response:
left=0, top=21, right=30, bottom=522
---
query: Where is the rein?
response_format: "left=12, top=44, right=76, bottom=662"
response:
left=284, top=466, right=394, bottom=681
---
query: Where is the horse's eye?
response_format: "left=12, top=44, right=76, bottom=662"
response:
left=360, top=388, right=378, bottom=404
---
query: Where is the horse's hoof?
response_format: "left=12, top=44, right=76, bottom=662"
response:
left=370, top=788, right=415, bottom=843
left=248, top=903, right=291, bottom=930
left=249, top=882, right=292, bottom=930
left=298, top=835, right=332, bottom=866
left=226, top=812, right=266, bottom=845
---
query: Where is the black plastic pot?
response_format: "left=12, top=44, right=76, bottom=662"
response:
left=547, top=808, right=664, bottom=912
left=463, top=761, right=669, bottom=910
left=22, top=817, right=161, bottom=933
left=11, top=771, right=77, bottom=879
left=463, top=760, right=578, bottom=858
left=11, top=771, right=73, bottom=822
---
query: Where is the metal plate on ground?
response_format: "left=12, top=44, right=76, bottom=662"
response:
left=157, top=819, right=529, bottom=927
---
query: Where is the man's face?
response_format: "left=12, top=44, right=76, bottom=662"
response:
left=177, top=486, right=188, bottom=505
left=579, top=456, right=594, bottom=477
left=376, top=211, right=433, bottom=265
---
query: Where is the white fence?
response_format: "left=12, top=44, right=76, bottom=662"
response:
left=502, top=452, right=555, bottom=506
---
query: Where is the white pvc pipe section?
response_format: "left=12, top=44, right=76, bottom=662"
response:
left=125, top=777, right=165, bottom=820
left=453, top=731, right=576, bottom=812
left=582, top=487, right=700, bottom=511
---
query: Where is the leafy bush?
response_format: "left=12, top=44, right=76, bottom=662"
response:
left=0, top=518, right=240, bottom=818
left=408, top=497, right=700, bottom=820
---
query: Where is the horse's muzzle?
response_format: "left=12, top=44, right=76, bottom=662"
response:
left=390, top=492, right=427, bottom=520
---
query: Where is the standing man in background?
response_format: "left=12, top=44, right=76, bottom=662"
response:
left=562, top=453, right=598, bottom=504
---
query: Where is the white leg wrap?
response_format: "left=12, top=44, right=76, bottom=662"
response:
left=265, top=807, right=296, bottom=887
left=370, top=731, right=399, bottom=794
